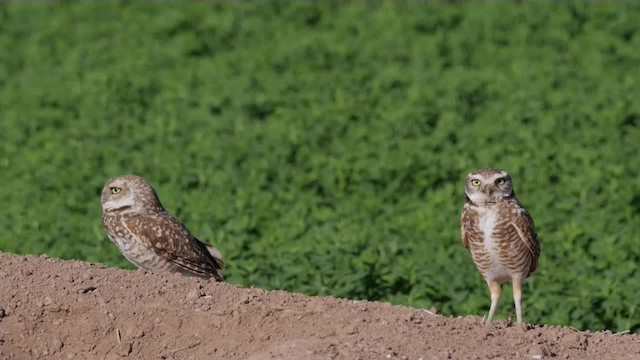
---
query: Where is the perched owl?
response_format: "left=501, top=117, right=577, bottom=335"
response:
left=101, top=175, right=224, bottom=281
left=460, top=168, right=540, bottom=329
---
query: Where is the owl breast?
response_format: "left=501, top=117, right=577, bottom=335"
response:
left=103, top=214, right=178, bottom=273
left=475, top=206, right=512, bottom=282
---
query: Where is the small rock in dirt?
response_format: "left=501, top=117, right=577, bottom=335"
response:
left=43, top=297, right=54, bottom=306
left=529, top=344, right=552, bottom=359
left=186, top=289, right=200, bottom=301
left=342, top=325, right=357, bottom=335
left=116, top=341, right=133, bottom=356
left=51, top=338, right=64, bottom=352
left=560, top=332, right=587, bottom=350
left=0, top=309, right=6, bottom=319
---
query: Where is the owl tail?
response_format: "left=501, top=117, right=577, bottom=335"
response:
left=206, top=245, right=225, bottom=271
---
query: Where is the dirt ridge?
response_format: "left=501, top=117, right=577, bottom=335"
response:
left=0, top=252, right=638, bottom=360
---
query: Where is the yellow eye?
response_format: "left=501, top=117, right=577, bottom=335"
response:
left=496, top=178, right=505, bottom=186
left=110, top=187, right=121, bottom=194
left=471, top=179, right=481, bottom=187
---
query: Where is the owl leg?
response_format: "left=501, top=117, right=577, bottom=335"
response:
left=485, top=280, right=501, bottom=324
left=512, top=278, right=526, bottom=330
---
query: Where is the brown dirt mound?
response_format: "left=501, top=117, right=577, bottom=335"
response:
left=0, top=252, right=638, bottom=360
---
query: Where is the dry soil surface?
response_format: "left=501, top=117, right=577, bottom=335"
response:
left=0, top=252, right=638, bottom=360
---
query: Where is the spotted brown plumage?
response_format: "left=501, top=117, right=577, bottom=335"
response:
left=460, top=168, right=540, bottom=329
left=101, top=175, right=224, bottom=281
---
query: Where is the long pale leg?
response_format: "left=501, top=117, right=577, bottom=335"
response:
left=512, top=278, right=526, bottom=330
left=486, top=280, right=501, bottom=324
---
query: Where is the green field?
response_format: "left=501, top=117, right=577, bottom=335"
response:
left=1, top=2, right=639, bottom=332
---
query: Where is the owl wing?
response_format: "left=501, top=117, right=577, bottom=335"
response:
left=124, top=213, right=225, bottom=281
left=460, top=205, right=481, bottom=249
left=510, top=207, right=540, bottom=274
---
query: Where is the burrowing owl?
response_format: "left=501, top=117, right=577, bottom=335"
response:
left=101, top=175, right=224, bottom=281
left=460, top=168, right=540, bottom=329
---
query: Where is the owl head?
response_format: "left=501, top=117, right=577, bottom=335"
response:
left=464, top=168, right=514, bottom=205
left=101, top=175, right=165, bottom=214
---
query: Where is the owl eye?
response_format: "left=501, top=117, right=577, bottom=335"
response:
left=471, top=179, right=481, bottom=187
left=496, top=178, right=506, bottom=186
left=110, top=187, right=121, bottom=194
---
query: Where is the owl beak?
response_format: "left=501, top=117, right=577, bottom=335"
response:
left=483, top=186, right=493, bottom=196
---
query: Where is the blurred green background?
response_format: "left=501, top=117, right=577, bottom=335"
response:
left=0, top=2, right=638, bottom=332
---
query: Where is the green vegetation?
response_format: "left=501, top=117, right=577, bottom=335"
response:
left=1, top=2, right=639, bottom=332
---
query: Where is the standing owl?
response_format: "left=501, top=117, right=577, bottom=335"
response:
left=101, top=175, right=224, bottom=281
left=460, top=168, right=540, bottom=329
